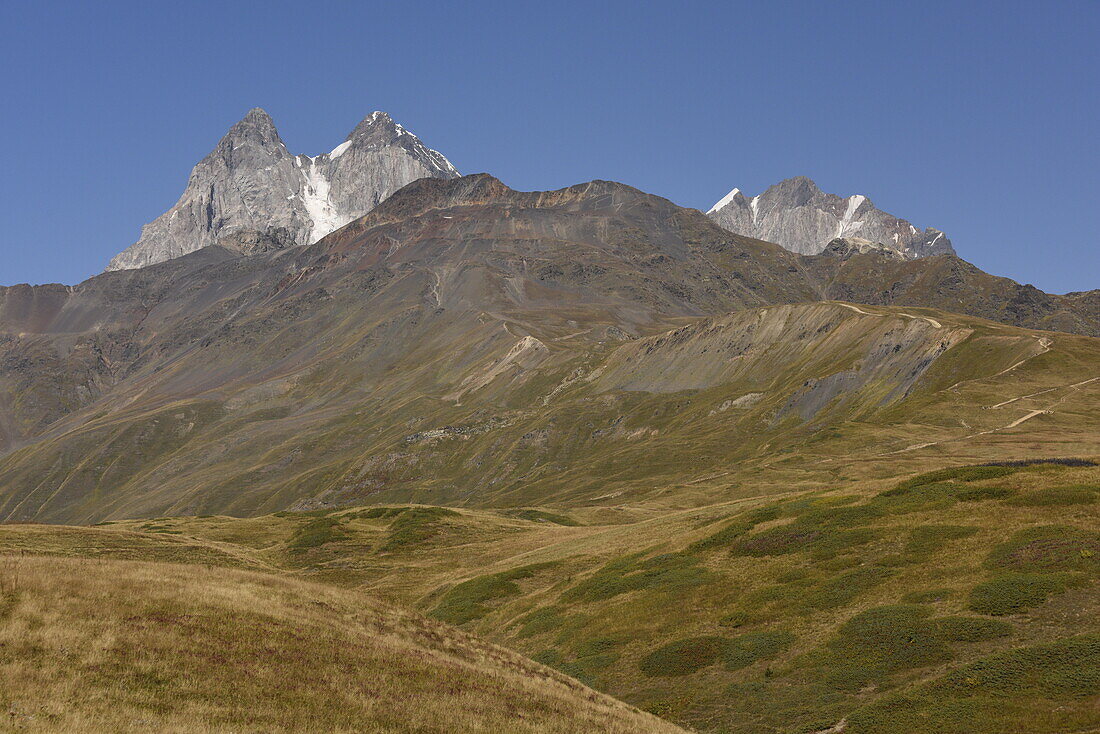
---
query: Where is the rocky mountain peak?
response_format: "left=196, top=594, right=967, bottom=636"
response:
left=707, top=177, right=954, bottom=259
left=769, top=176, right=824, bottom=207
left=106, top=109, right=460, bottom=271
left=348, top=110, right=397, bottom=139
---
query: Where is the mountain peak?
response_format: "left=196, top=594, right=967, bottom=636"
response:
left=217, top=107, right=283, bottom=151
left=707, top=176, right=954, bottom=259
left=348, top=110, right=401, bottom=141
left=768, top=176, right=824, bottom=206
left=106, top=109, right=460, bottom=271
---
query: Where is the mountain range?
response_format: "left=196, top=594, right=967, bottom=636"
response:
left=2, top=171, right=1097, bottom=523
left=1, top=109, right=1097, bottom=734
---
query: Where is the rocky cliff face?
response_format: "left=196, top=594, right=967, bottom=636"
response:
left=106, top=109, right=459, bottom=271
left=707, top=176, right=954, bottom=259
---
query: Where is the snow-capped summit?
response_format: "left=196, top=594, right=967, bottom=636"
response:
left=706, top=176, right=953, bottom=259
left=106, top=108, right=460, bottom=271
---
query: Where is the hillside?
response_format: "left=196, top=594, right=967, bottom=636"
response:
left=0, top=552, right=680, bottom=733
left=0, top=176, right=1097, bottom=524
left=6, top=457, right=1097, bottom=733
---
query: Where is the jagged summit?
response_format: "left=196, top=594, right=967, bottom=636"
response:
left=106, top=109, right=460, bottom=271
left=707, top=175, right=954, bottom=259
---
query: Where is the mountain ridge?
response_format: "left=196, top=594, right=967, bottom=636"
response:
left=1, top=175, right=1097, bottom=524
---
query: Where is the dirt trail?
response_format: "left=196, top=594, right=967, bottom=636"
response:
left=836, top=302, right=941, bottom=328
left=889, top=374, right=1098, bottom=454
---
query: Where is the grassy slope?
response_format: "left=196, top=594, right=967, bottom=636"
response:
left=3, top=302, right=1097, bottom=526
left=0, top=554, right=681, bottom=734
left=27, top=459, right=1093, bottom=733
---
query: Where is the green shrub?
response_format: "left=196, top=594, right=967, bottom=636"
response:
left=905, top=525, right=979, bottom=556
left=722, top=631, right=795, bottom=670
left=431, top=562, right=559, bottom=625
left=287, top=517, right=347, bottom=552
left=718, top=610, right=761, bottom=628
left=379, top=507, right=460, bottom=551
left=515, top=606, right=568, bottom=638
left=818, top=605, right=953, bottom=689
left=508, top=509, right=580, bottom=526
left=562, top=552, right=713, bottom=603
left=1005, top=487, right=1097, bottom=507
left=776, top=568, right=814, bottom=583
left=733, top=525, right=822, bottom=556
left=796, top=504, right=885, bottom=528
left=690, top=519, right=756, bottom=551
left=847, top=635, right=1100, bottom=733
left=885, top=466, right=1020, bottom=497
left=933, top=634, right=1100, bottom=697
left=984, top=526, right=1100, bottom=575
left=731, top=522, right=876, bottom=560
left=690, top=506, right=781, bottom=551
left=574, top=636, right=626, bottom=657
left=534, top=643, right=619, bottom=686
left=952, top=486, right=1016, bottom=502
left=801, top=566, right=894, bottom=611
left=808, top=528, right=879, bottom=561
left=932, top=616, right=1012, bottom=642
left=639, top=636, right=726, bottom=677
left=968, top=573, right=1085, bottom=615
left=354, top=507, right=409, bottom=520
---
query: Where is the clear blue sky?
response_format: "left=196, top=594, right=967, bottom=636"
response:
left=1, top=0, right=1097, bottom=293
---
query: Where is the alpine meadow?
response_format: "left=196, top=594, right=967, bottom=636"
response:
left=1, top=3, right=1098, bottom=732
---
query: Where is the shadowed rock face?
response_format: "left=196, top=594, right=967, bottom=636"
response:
left=707, top=176, right=954, bottom=259
left=105, top=109, right=459, bottom=271
left=0, top=175, right=1096, bottom=522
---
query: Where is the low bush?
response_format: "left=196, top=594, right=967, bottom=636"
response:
left=690, top=506, right=781, bottom=551
left=984, top=526, right=1100, bottom=575
left=801, top=566, right=893, bottom=611
left=379, top=507, right=460, bottom=551
left=968, top=572, right=1084, bottom=616
left=1005, top=487, right=1097, bottom=507
left=431, top=562, right=559, bottom=625
left=639, top=636, right=726, bottom=677
left=883, top=466, right=1021, bottom=497
left=562, top=552, right=713, bottom=603
left=980, top=458, right=1096, bottom=468
left=507, top=509, right=581, bottom=526
left=817, top=605, right=953, bottom=689
left=846, top=635, right=1100, bottom=733
left=933, top=634, right=1100, bottom=697
left=722, top=631, right=795, bottom=670
left=932, top=616, right=1012, bottom=642
left=952, top=486, right=1016, bottom=502
left=516, top=606, right=568, bottom=638
left=731, top=524, right=877, bottom=560
left=287, top=517, right=347, bottom=552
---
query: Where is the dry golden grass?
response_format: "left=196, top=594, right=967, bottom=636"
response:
left=0, top=555, right=682, bottom=733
